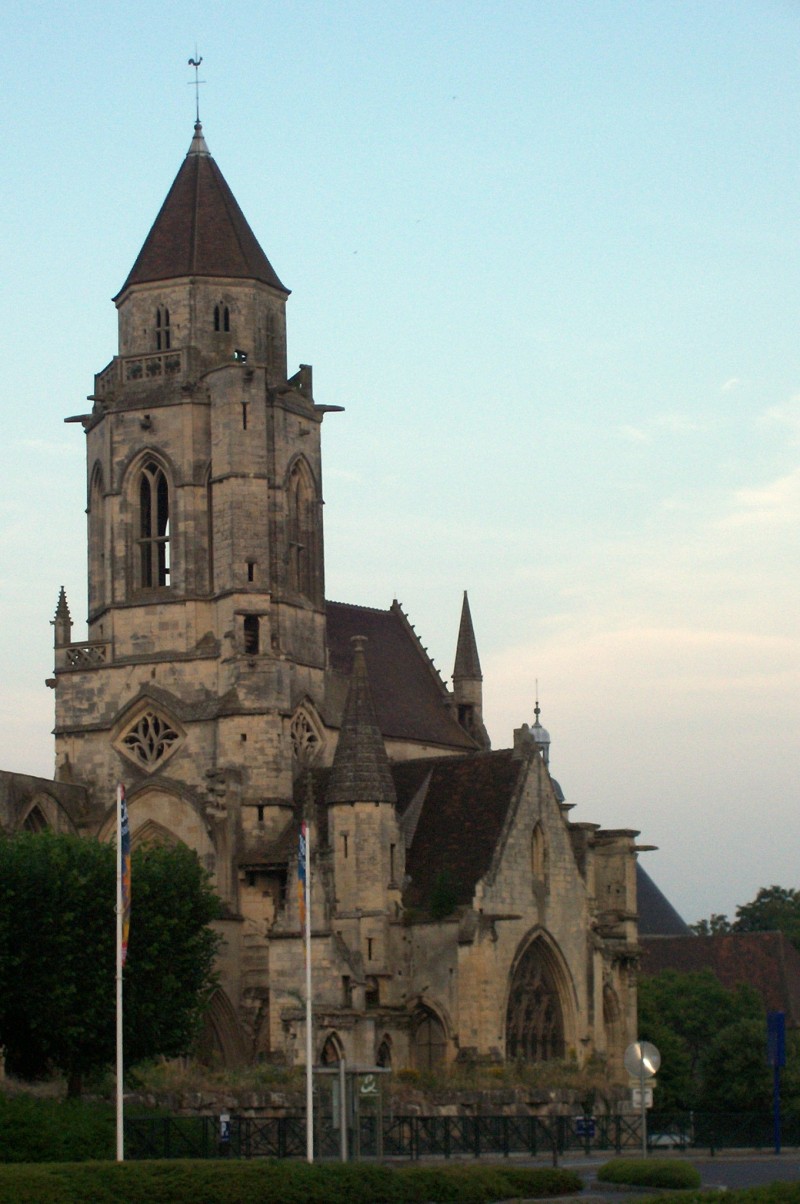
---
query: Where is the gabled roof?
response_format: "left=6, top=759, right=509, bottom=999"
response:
left=325, top=600, right=476, bottom=751
left=393, top=751, right=524, bottom=910
left=639, top=931, right=800, bottom=1027
left=115, top=123, right=288, bottom=299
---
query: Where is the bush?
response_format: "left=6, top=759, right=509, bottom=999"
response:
left=597, top=1157, right=701, bottom=1190
left=0, top=1095, right=114, bottom=1163
left=0, top=1159, right=583, bottom=1203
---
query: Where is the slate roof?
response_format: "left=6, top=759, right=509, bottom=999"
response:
left=326, top=636, right=397, bottom=805
left=393, top=751, right=524, bottom=910
left=636, top=863, right=690, bottom=935
left=639, top=931, right=800, bottom=1027
left=325, top=601, right=476, bottom=751
left=453, top=591, right=482, bottom=679
left=115, top=122, right=288, bottom=299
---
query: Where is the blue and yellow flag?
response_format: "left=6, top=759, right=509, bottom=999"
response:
left=297, top=820, right=307, bottom=928
left=120, top=786, right=131, bottom=966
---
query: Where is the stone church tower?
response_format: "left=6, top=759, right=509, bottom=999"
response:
left=46, top=121, right=642, bottom=1072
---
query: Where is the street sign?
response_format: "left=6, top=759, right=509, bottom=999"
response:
left=631, top=1086, right=653, bottom=1109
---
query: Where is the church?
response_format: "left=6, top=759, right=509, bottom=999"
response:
left=0, top=121, right=643, bottom=1077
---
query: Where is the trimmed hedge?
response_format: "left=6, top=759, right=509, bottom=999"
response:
left=0, top=1095, right=115, bottom=1163
left=597, top=1157, right=701, bottom=1190
left=0, top=1159, right=582, bottom=1203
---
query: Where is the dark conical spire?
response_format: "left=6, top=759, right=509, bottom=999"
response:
left=453, top=590, right=482, bottom=681
left=114, top=124, right=288, bottom=299
left=326, top=636, right=397, bottom=805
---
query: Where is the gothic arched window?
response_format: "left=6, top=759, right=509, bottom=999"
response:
left=411, top=1006, right=447, bottom=1071
left=286, top=459, right=316, bottom=599
left=137, top=460, right=170, bottom=588
left=88, top=462, right=105, bottom=612
left=213, top=304, right=230, bottom=333
left=505, top=939, right=565, bottom=1063
left=155, top=307, right=171, bottom=351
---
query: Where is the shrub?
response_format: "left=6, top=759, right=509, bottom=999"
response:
left=0, top=1095, right=114, bottom=1163
left=0, top=1159, right=583, bottom=1203
left=597, top=1157, right=701, bottom=1190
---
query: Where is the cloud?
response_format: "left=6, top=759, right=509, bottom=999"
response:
left=654, top=414, right=704, bottom=434
left=618, top=424, right=649, bottom=443
left=721, top=377, right=740, bottom=393
left=718, top=467, right=800, bottom=529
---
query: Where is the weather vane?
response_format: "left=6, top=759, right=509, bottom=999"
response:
left=188, top=52, right=205, bottom=124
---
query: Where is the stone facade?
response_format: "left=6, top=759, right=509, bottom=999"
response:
left=4, top=121, right=643, bottom=1081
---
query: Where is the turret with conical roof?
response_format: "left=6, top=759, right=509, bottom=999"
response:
left=326, top=637, right=402, bottom=996
left=452, top=591, right=490, bottom=748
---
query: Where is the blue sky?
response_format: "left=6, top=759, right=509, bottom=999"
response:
left=1, top=0, right=799, bottom=924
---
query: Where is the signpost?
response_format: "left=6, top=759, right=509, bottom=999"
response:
left=624, top=1040, right=660, bottom=1157
left=767, top=1011, right=786, bottom=1155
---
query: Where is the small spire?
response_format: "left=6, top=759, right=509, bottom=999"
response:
left=52, top=586, right=73, bottom=647
left=453, top=590, right=482, bottom=681
left=326, top=636, right=396, bottom=805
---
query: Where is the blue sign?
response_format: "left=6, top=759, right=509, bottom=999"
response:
left=767, top=1011, right=786, bottom=1068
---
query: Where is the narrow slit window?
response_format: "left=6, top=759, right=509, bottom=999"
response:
left=243, top=615, right=259, bottom=655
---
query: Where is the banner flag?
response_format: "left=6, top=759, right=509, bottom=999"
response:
left=120, top=786, right=131, bottom=966
left=297, top=820, right=307, bottom=927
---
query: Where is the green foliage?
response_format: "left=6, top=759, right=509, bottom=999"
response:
left=0, top=832, right=220, bottom=1092
left=734, top=886, right=800, bottom=949
left=638, top=969, right=761, bottom=1110
left=597, top=1158, right=701, bottom=1189
left=0, top=1095, right=114, bottom=1163
left=698, top=1018, right=772, bottom=1113
left=689, top=913, right=731, bottom=936
left=0, top=1159, right=582, bottom=1203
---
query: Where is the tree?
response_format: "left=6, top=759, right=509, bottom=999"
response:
left=638, top=969, right=761, bottom=1111
left=689, top=913, right=732, bottom=936
left=0, top=831, right=220, bottom=1094
left=698, top=1018, right=772, bottom=1113
left=733, top=886, right=800, bottom=949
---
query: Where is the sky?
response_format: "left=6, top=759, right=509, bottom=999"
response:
left=1, top=0, right=798, bottom=926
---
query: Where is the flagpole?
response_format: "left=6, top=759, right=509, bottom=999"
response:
left=115, top=783, right=124, bottom=1162
left=304, top=818, right=314, bottom=1163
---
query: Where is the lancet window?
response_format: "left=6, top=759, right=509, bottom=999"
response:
left=137, top=460, right=170, bottom=588
left=214, top=304, right=230, bottom=332
left=286, top=459, right=316, bottom=599
left=155, top=307, right=171, bottom=350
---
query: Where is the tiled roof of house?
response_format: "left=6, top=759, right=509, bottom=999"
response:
left=639, top=931, right=800, bottom=1026
left=115, top=122, right=288, bottom=299
left=325, top=600, right=476, bottom=750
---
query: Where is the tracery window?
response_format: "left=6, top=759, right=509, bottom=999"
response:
left=118, top=707, right=181, bottom=771
left=505, top=940, right=565, bottom=1063
left=137, top=460, right=170, bottom=588
left=290, top=705, right=324, bottom=766
left=155, top=307, right=171, bottom=350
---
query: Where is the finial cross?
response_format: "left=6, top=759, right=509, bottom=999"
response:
left=187, top=52, right=205, bottom=124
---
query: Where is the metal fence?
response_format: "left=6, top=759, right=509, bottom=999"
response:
left=124, top=1112, right=658, bottom=1160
